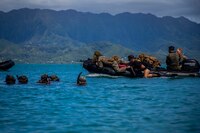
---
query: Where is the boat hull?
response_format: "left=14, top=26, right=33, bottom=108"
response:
left=0, top=60, right=15, bottom=71
left=83, top=59, right=200, bottom=78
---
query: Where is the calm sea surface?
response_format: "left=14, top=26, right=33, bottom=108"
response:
left=0, top=64, right=200, bottom=133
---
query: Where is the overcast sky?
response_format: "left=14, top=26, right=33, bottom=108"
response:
left=0, top=0, right=199, bottom=23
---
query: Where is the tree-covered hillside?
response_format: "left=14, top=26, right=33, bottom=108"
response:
left=0, top=8, right=200, bottom=63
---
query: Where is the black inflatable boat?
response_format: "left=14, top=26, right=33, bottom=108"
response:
left=83, top=59, right=200, bottom=78
left=0, top=60, right=15, bottom=71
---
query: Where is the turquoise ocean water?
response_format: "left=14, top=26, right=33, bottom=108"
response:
left=0, top=64, right=200, bottom=133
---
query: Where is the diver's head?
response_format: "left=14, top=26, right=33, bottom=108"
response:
left=5, top=75, right=16, bottom=85
left=79, top=76, right=86, bottom=81
left=77, top=76, right=87, bottom=85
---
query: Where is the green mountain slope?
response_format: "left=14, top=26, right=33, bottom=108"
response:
left=0, top=40, right=134, bottom=63
left=0, top=8, right=200, bottom=63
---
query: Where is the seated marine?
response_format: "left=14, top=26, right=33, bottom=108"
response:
left=128, top=55, right=159, bottom=78
left=92, top=51, right=112, bottom=67
left=92, top=51, right=103, bottom=63
left=166, top=46, right=180, bottom=71
left=176, top=48, right=187, bottom=66
left=138, top=53, right=161, bottom=69
left=111, top=55, right=128, bottom=73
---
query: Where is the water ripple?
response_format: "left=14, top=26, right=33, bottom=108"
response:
left=0, top=64, right=200, bottom=133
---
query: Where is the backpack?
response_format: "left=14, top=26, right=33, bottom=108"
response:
left=138, top=54, right=161, bottom=68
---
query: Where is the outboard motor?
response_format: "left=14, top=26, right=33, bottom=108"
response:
left=181, top=59, right=200, bottom=72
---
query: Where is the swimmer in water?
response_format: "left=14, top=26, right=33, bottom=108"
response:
left=77, top=72, right=87, bottom=86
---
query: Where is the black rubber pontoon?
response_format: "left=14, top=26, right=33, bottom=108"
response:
left=0, top=60, right=15, bottom=71
left=83, top=59, right=200, bottom=78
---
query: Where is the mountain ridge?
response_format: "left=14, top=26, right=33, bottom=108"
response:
left=0, top=8, right=200, bottom=63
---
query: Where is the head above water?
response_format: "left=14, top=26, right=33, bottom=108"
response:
left=77, top=76, right=86, bottom=85
left=41, top=74, right=48, bottom=80
left=17, top=75, right=28, bottom=84
left=77, top=72, right=87, bottom=86
left=5, top=75, right=16, bottom=85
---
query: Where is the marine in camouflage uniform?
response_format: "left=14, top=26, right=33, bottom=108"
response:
left=111, top=56, right=127, bottom=72
left=166, top=46, right=180, bottom=71
left=138, top=53, right=161, bottom=69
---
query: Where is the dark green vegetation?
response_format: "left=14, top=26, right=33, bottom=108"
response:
left=0, top=8, right=200, bottom=63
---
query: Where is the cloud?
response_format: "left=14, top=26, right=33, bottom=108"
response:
left=0, top=0, right=199, bottom=22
